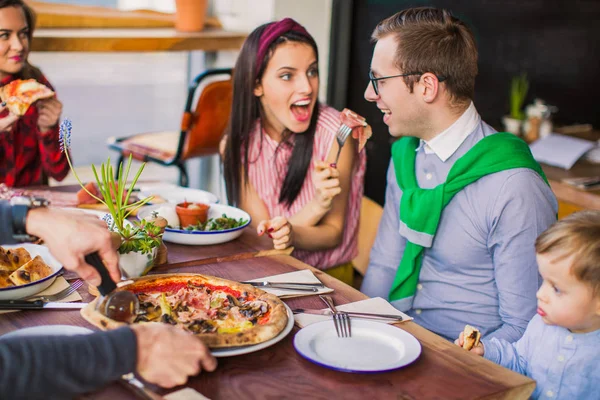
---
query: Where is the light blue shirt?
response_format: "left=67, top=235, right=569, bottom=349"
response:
left=483, top=315, right=600, bottom=399
left=361, top=115, right=558, bottom=342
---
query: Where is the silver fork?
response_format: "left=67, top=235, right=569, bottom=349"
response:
left=330, top=124, right=353, bottom=168
left=24, top=279, right=83, bottom=302
left=334, top=312, right=351, bottom=338
left=319, top=294, right=351, bottom=338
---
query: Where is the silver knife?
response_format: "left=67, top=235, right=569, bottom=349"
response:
left=292, top=308, right=404, bottom=320
left=0, top=300, right=88, bottom=310
left=240, top=283, right=318, bottom=292
left=242, top=281, right=324, bottom=288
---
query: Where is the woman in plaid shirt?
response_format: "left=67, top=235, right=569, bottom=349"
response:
left=0, top=0, right=68, bottom=187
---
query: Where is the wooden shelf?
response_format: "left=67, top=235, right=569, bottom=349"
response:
left=31, top=28, right=247, bottom=52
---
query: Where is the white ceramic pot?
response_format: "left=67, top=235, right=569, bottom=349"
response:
left=119, top=248, right=157, bottom=278
left=502, top=116, right=523, bottom=136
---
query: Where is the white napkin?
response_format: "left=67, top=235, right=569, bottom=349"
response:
left=246, top=269, right=333, bottom=298
left=294, top=297, right=412, bottom=328
left=165, top=388, right=210, bottom=400
left=0, top=276, right=83, bottom=315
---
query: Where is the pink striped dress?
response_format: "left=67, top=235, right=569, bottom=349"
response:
left=247, top=105, right=366, bottom=270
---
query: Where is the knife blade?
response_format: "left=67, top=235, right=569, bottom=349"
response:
left=292, top=308, right=404, bottom=321
left=0, top=300, right=88, bottom=310
left=241, top=282, right=320, bottom=292
left=242, top=281, right=324, bottom=288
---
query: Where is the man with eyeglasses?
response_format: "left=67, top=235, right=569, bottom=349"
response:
left=361, top=7, right=557, bottom=343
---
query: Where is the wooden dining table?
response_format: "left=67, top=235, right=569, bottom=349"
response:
left=0, top=188, right=535, bottom=399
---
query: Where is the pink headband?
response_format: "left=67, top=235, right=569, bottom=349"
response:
left=255, top=18, right=312, bottom=78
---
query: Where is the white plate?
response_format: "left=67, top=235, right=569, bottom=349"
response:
left=61, top=208, right=134, bottom=228
left=294, top=319, right=421, bottom=373
left=0, top=325, right=93, bottom=340
left=212, top=303, right=294, bottom=358
left=138, top=184, right=219, bottom=205
left=138, top=203, right=251, bottom=246
left=0, top=244, right=64, bottom=301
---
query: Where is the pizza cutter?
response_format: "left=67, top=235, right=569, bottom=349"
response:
left=85, top=252, right=139, bottom=323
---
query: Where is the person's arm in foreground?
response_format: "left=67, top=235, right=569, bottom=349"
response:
left=0, top=323, right=217, bottom=400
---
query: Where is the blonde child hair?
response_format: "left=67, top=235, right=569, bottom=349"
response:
left=535, top=210, right=600, bottom=294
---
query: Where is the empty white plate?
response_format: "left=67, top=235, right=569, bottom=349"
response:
left=138, top=184, right=219, bottom=205
left=1, top=325, right=93, bottom=339
left=294, top=319, right=421, bottom=373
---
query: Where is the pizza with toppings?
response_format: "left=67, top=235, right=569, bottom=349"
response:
left=340, top=108, right=372, bottom=152
left=81, top=274, right=289, bottom=348
left=0, top=79, right=55, bottom=116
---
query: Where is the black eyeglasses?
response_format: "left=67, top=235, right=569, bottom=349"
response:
left=368, top=70, right=447, bottom=95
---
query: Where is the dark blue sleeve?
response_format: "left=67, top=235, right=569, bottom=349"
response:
left=0, top=200, right=17, bottom=244
left=0, top=327, right=138, bottom=400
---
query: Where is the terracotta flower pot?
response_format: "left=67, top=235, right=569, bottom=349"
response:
left=176, top=202, right=210, bottom=228
left=175, top=0, right=208, bottom=32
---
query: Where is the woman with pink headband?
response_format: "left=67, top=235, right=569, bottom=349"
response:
left=222, top=18, right=366, bottom=284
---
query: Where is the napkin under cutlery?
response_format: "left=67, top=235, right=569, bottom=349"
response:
left=293, top=297, right=412, bottom=328
left=165, top=388, right=210, bottom=400
left=243, top=270, right=333, bottom=298
left=0, top=276, right=83, bottom=315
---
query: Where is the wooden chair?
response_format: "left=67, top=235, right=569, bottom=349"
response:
left=107, top=68, right=233, bottom=187
left=352, top=196, right=384, bottom=278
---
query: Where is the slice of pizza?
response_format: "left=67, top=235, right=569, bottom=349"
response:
left=0, top=79, right=55, bottom=116
left=462, top=325, right=481, bottom=350
left=0, top=246, right=32, bottom=273
left=340, top=108, right=372, bottom=153
left=9, top=255, right=53, bottom=286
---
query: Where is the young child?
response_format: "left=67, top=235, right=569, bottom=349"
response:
left=457, top=210, right=600, bottom=399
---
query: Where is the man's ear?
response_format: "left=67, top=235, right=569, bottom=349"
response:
left=420, top=73, right=440, bottom=103
left=254, top=80, right=264, bottom=97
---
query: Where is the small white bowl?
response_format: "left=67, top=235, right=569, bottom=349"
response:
left=138, top=203, right=251, bottom=246
left=0, top=244, right=63, bottom=300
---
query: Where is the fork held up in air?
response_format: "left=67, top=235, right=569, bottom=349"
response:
left=330, top=124, right=353, bottom=169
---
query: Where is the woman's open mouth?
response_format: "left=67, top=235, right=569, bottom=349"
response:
left=290, top=99, right=312, bottom=122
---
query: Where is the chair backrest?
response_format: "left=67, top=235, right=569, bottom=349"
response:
left=352, top=196, right=384, bottom=276
left=180, top=69, right=233, bottom=160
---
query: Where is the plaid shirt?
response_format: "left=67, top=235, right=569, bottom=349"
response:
left=0, top=73, right=69, bottom=187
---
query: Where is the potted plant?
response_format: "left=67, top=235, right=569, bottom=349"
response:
left=175, top=0, right=209, bottom=32
left=502, top=73, right=529, bottom=135
left=59, top=119, right=162, bottom=277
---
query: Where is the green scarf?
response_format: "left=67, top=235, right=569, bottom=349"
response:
left=389, top=132, right=548, bottom=307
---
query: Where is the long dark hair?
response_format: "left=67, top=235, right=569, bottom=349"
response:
left=223, top=23, right=320, bottom=208
left=0, top=0, right=43, bottom=81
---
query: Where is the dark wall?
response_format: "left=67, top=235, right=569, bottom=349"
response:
left=344, top=0, right=600, bottom=205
